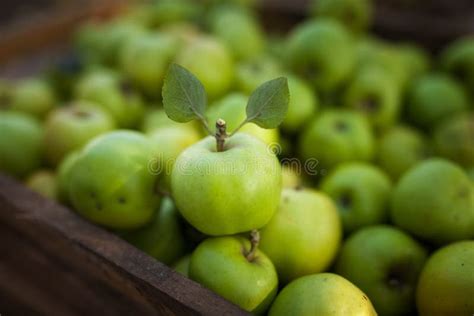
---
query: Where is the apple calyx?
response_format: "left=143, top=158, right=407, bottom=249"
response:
left=215, top=118, right=228, bottom=152
left=245, top=229, right=260, bottom=262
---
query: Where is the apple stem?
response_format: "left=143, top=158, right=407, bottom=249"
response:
left=245, top=229, right=260, bottom=262
left=215, top=119, right=228, bottom=152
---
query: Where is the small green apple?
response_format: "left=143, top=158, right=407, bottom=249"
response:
left=56, top=150, right=80, bottom=205
left=0, top=111, right=43, bottom=178
left=269, top=273, right=377, bottom=316
left=440, top=36, right=474, bottom=94
left=259, top=188, right=342, bottom=284
left=25, top=170, right=58, bottom=201
left=189, top=235, right=278, bottom=313
left=10, top=79, right=56, bottom=119
left=235, top=55, right=283, bottom=95
left=398, top=44, right=430, bottom=80
left=336, top=225, right=427, bottom=316
left=145, top=0, right=203, bottom=27
left=321, top=162, right=392, bottom=234
left=68, top=131, right=161, bottom=229
left=390, top=158, right=474, bottom=244
left=173, top=254, right=191, bottom=277
left=416, top=241, right=474, bottom=316
left=141, top=107, right=201, bottom=134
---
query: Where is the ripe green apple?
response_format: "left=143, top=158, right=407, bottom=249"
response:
left=417, top=241, right=474, bottom=316
left=43, top=102, right=116, bottom=166
left=207, top=93, right=279, bottom=144
left=259, top=188, right=342, bottom=284
left=398, top=44, right=430, bottom=79
left=0, top=111, right=43, bottom=178
left=376, top=125, right=429, bottom=180
left=171, top=133, right=282, bottom=236
left=75, top=70, right=145, bottom=128
left=119, top=33, right=178, bottom=97
left=286, top=18, right=355, bottom=92
left=320, top=162, right=392, bottom=234
left=407, top=73, right=468, bottom=129
left=390, top=158, right=474, bottom=244
left=336, top=225, right=427, bottom=316
left=440, top=36, right=474, bottom=94
left=235, top=55, right=283, bottom=95
left=173, top=254, right=191, bottom=277
left=144, top=0, right=203, bottom=27
left=56, top=150, right=80, bottom=205
left=68, top=131, right=161, bottom=229
left=160, top=22, right=201, bottom=46
left=189, top=236, right=278, bottom=313
left=119, top=197, right=186, bottom=265
left=433, top=113, right=474, bottom=167
left=269, top=273, right=377, bottom=316
left=10, top=79, right=56, bottom=119
left=343, top=65, right=401, bottom=129
left=25, top=170, right=58, bottom=201
left=298, top=110, right=375, bottom=171
left=176, top=36, right=234, bottom=100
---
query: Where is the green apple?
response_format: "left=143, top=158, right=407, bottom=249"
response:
left=398, top=44, right=430, bottom=80
left=390, top=158, right=474, bottom=244
left=119, top=197, right=186, bottom=265
left=320, top=162, right=392, bottom=234
left=281, top=165, right=302, bottom=189
left=173, top=254, right=191, bottom=277
left=407, top=73, right=468, bottom=129
left=259, top=188, right=341, bottom=284
left=343, top=65, right=401, bottom=129
left=43, top=102, right=116, bottom=166
left=416, top=241, right=474, bottom=316
left=75, top=70, right=145, bottom=128
left=176, top=36, right=234, bottom=100
left=336, top=225, right=427, bottom=316
left=433, top=113, right=474, bottom=167
left=298, top=110, right=375, bottom=171
left=235, top=55, right=283, bottom=95
left=467, top=167, right=474, bottom=181
left=269, top=273, right=377, bottom=316
left=207, top=93, right=279, bottom=144
left=68, top=131, right=161, bottom=229
left=145, top=0, right=203, bottom=27
left=286, top=18, right=355, bottom=92
left=311, top=0, right=373, bottom=34
left=171, top=133, right=281, bottom=236
left=25, top=170, right=58, bottom=201
left=281, top=75, right=319, bottom=133
left=440, top=36, right=474, bottom=94
left=141, top=107, right=201, bottom=134
left=160, top=22, right=202, bottom=46
left=10, top=79, right=56, bottom=119
left=376, top=125, right=429, bottom=180
left=119, top=33, right=178, bottom=97
left=56, top=150, right=80, bottom=205
left=189, top=235, right=278, bottom=313
left=0, top=112, right=43, bottom=178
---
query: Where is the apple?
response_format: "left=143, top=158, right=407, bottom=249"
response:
left=398, top=44, right=430, bottom=80
left=189, top=235, right=278, bottom=313
left=390, top=158, right=474, bottom=244
left=320, top=162, right=392, bottom=234
left=269, top=273, right=377, bottom=316
left=0, top=111, right=43, bottom=178
left=171, top=133, right=281, bottom=236
left=144, top=0, right=203, bottom=28
left=417, top=241, right=474, bottom=316
left=440, top=36, right=474, bottom=94
left=173, top=254, right=191, bottom=277
left=119, top=197, right=186, bottom=265
left=25, top=170, right=58, bottom=201
left=67, top=131, right=161, bottom=229
left=56, top=150, right=80, bottom=205
left=281, top=165, right=302, bottom=189
left=467, top=167, right=474, bottom=181
left=259, top=188, right=342, bottom=284
left=43, top=102, right=116, bottom=166
left=336, top=225, right=427, bottom=316
left=160, top=22, right=201, bottom=46
left=235, top=55, right=283, bottom=95
left=10, top=79, right=56, bottom=119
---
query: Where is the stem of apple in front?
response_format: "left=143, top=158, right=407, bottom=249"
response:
left=245, top=229, right=260, bottom=262
left=215, top=118, right=228, bottom=152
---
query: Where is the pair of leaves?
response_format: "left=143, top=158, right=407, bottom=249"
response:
left=162, top=63, right=289, bottom=132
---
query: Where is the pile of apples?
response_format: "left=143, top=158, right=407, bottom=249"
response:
left=1, top=0, right=473, bottom=314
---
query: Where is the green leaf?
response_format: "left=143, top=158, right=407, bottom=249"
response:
left=245, top=77, right=289, bottom=129
left=162, top=63, right=207, bottom=123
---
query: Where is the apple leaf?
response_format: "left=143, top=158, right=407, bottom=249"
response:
left=245, top=77, right=289, bottom=129
left=162, top=63, right=207, bottom=124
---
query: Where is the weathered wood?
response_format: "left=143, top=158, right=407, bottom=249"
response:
left=0, top=174, right=248, bottom=316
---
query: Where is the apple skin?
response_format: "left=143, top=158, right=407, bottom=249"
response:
left=176, top=36, right=234, bottom=100
left=336, top=225, right=427, bottom=316
left=68, top=131, right=161, bottom=230
left=173, top=254, right=191, bottom=277
left=0, top=111, right=43, bottom=178
left=57, top=150, right=80, bottom=205
left=25, top=170, right=58, bottom=201
left=269, top=273, right=377, bottom=316
left=440, top=36, right=474, bottom=94
left=320, top=162, right=392, bottom=234
left=189, top=236, right=278, bottom=313
left=141, top=107, right=201, bottom=134
left=416, top=241, right=474, bottom=316
left=43, top=102, right=116, bottom=166
left=119, top=197, right=186, bottom=265
left=10, top=79, right=56, bottom=119
left=390, top=158, right=474, bottom=245
left=298, top=110, right=375, bottom=171
left=398, top=44, right=430, bottom=79
left=171, top=133, right=282, bottom=236
left=281, top=165, right=302, bottom=189
left=207, top=93, right=279, bottom=144
left=259, top=188, right=342, bottom=284
left=235, top=55, right=283, bottom=95
left=376, top=125, right=429, bottom=180
left=467, top=167, right=474, bottom=182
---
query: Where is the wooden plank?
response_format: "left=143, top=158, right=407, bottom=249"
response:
left=0, top=173, right=248, bottom=316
